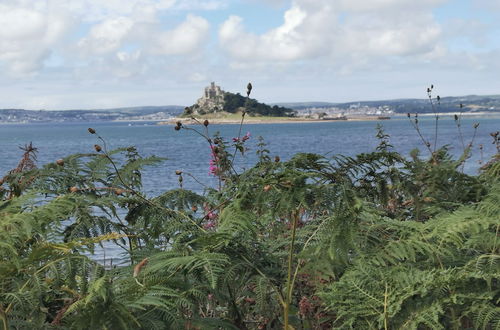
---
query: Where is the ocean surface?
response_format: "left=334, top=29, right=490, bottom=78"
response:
left=1, top=116, right=498, bottom=263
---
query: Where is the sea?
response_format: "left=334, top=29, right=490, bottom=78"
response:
left=1, top=116, right=498, bottom=264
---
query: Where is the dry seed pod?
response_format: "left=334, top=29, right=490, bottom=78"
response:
left=203, top=119, right=209, bottom=127
left=114, top=188, right=125, bottom=195
left=88, top=127, right=96, bottom=134
left=94, top=144, right=102, bottom=152
left=175, top=170, right=182, bottom=175
left=133, top=258, right=149, bottom=277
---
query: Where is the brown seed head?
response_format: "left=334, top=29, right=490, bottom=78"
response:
left=133, top=258, right=149, bottom=278
left=244, top=297, right=256, bottom=304
left=88, top=128, right=96, bottom=134
left=174, top=125, right=181, bottom=131
left=274, top=156, right=280, bottom=163
left=203, top=119, right=209, bottom=127
left=473, top=123, right=480, bottom=129
left=175, top=170, right=182, bottom=175
left=56, top=159, right=64, bottom=166
left=191, top=205, right=198, bottom=212
left=94, top=144, right=102, bottom=152
left=114, top=188, right=125, bottom=195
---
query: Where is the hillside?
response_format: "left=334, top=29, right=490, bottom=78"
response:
left=0, top=106, right=183, bottom=123
left=276, top=94, right=500, bottom=113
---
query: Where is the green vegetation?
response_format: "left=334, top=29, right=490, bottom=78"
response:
left=223, top=93, right=294, bottom=117
left=1, top=113, right=499, bottom=329
left=182, top=92, right=294, bottom=118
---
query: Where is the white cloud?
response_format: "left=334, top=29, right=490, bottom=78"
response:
left=58, top=0, right=177, bottom=22
left=150, top=15, right=210, bottom=55
left=337, top=12, right=441, bottom=57
left=219, top=4, right=330, bottom=61
left=172, top=0, right=227, bottom=11
left=337, top=0, right=447, bottom=12
left=0, top=3, right=72, bottom=75
left=219, top=0, right=443, bottom=64
left=0, top=0, right=214, bottom=77
left=77, top=17, right=134, bottom=55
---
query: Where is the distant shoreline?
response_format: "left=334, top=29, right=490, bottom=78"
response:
left=157, top=112, right=500, bottom=125
left=1, top=111, right=498, bottom=125
left=158, top=116, right=389, bottom=125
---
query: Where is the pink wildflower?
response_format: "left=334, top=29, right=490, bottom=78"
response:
left=209, top=146, right=219, bottom=175
left=242, top=132, right=251, bottom=141
left=203, top=221, right=216, bottom=230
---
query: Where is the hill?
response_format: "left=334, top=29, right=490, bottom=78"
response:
left=275, top=94, right=500, bottom=113
left=0, top=106, right=184, bottom=123
left=182, top=82, right=294, bottom=117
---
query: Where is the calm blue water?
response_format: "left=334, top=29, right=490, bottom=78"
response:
left=1, top=116, right=498, bottom=264
left=1, top=116, right=499, bottom=195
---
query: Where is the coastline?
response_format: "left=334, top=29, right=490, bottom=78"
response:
left=157, top=116, right=390, bottom=125
left=158, top=111, right=500, bottom=126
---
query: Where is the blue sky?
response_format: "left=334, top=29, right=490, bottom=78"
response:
left=0, top=0, right=499, bottom=110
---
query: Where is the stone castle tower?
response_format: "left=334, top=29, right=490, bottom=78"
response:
left=195, top=82, right=225, bottom=112
left=182, top=82, right=227, bottom=116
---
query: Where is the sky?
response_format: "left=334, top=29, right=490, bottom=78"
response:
left=0, top=0, right=499, bottom=110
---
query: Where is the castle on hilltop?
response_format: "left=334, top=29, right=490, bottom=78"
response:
left=182, top=81, right=295, bottom=117
left=194, top=82, right=226, bottom=113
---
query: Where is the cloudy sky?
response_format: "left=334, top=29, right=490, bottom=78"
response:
left=0, top=0, right=499, bottom=110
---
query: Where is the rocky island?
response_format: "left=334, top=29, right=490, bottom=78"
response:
left=181, top=82, right=295, bottom=119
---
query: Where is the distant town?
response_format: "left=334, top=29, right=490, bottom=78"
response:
left=0, top=106, right=183, bottom=124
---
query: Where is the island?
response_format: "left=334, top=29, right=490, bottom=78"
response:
left=163, top=82, right=356, bottom=125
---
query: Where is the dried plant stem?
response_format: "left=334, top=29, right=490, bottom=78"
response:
left=427, top=93, right=439, bottom=152
left=408, top=116, right=433, bottom=156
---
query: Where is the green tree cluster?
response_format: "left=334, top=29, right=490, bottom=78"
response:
left=224, top=93, right=294, bottom=117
